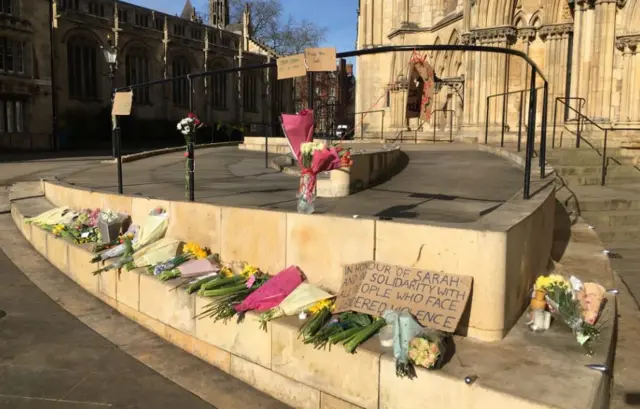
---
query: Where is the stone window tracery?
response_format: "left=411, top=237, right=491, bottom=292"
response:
left=172, top=56, right=191, bottom=106
left=67, top=36, right=98, bottom=100
left=125, top=48, right=150, bottom=104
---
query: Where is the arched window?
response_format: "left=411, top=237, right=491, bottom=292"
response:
left=242, top=72, right=258, bottom=112
left=125, top=47, right=150, bottom=104
left=210, top=61, right=228, bottom=109
left=172, top=56, right=191, bottom=106
left=67, top=36, right=98, bottom=100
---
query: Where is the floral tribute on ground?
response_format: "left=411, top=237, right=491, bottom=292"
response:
left=281, top=110, right=352, bottom=214
left=177, top=113, right=203, bottom=200
left=528, top=274, right=607, bottom=355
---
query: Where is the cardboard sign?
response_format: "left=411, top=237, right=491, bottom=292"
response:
left=304, top=47, right=337, bottom=72
left=277, top=54, right=306, bottom=80
left=112, top=91, right=133, bottom=116
left=334, top=261, right=473, bottom=332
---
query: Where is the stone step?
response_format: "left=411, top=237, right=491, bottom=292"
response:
left=598, top=227, right=640, bottom=242
left=557, top=173, right=640, bottom=186
left=554, top=165, right=639, bottom=177
left=582, top=210, right=640, bottom=228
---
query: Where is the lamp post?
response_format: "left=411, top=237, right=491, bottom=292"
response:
left=102, top=40, right=123, bottom=194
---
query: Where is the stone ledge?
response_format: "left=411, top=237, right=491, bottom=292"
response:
left=100, top=142, right=240, bottom=164
left=8, top=186, right=614, bottom=409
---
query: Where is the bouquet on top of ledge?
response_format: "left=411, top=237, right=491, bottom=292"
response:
left=532, top=274, right=607, bottom=354
left=281, top=109, right=352, bottom=214
left=27, top=207, right=122, bottom=245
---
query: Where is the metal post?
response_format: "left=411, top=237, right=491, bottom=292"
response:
left=360, top=112, right=364, bottom=140
left=307, top=72, right=314, bottom=111
left=576, top=101, right=582, bottom=148
left=449, top=110, right=453, bottom=143
left=433, top=112, right=437, bottom=143
left=517, top=91, right=523, bottom=152
left=484, top=96, right=490, bottom=144
left=601, top=130, right=608, bottom=186
left=523, top=68, right=537, bottom=200
left=110, top=69, right=116, bottom=158
left=114, top=115, right=123, bottom=194
left=501, top=92, right=507, bottom=148
left=380, top=111, right=384, bottom=141
left=552, top=97, right=558, bottom=149
left=539, top=83, right=548, bottom=178
left=187, top=75, right=195, bottom=202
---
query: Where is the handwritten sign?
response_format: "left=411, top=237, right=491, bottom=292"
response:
left=334, top=261, right=473, bottom=332
left=112, top=91, right=133, bottom=116
left=277, top=53, right=306, bottom=80
left=304, top=47, right=337, bottom=72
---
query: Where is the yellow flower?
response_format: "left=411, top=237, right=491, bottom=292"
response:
left=241, top=264, right=260, bottom=277
left=184, top=242, right=208, bottom=259
left=535, top=274, right=569, bottom=290
left=308, top=299, right=334, bottom=314
left=52, top=224, right=65, bottom=235
left=220, top=267, right=233, bottom=277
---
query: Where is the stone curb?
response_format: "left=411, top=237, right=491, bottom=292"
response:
left=100, top=141, right=240, bottom=164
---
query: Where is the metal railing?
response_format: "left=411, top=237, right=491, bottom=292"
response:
left=352, top=109, right=386, bottom=140
left=484, top=87, right=543, bottom=152
left=552, top=99, right=640, bottom=186
left=113, top=44, right=549, bottom=201
left=552, top=97, right=586, bottom=148
left=413, top=109, right=455, bottom=143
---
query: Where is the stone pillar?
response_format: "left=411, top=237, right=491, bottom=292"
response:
left=616, top=37, right=640, bottom=123
left=580, top=4, right=595, bottom=116
left=461, top=34, right=475, bottom=126
left=540, top=24, right=573, bottom=127
left=569, top=1, right=586, bottom=108
left=517, top=29, right=535, bottom=128
left=470, top=27, right=516, bottom=129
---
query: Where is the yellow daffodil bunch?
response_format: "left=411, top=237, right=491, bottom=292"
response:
left=241, top=264, right=260, bottom=277
left=535, top=274, right=569, bottom=291
left=308, top=299, right=334, bottom=314
left=220, top=267, right=233, bottom=277
left=52, top=224, right=66, bottom=236
left=183, top=242, right=208, bottom=259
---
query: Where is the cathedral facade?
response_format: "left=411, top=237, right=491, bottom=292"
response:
left=1, top=0, right=292, bottom=150
left=355, top=0, right=640, bottom=141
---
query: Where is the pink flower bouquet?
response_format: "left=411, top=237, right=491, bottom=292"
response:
left=234, top=266, right=304, bottom=313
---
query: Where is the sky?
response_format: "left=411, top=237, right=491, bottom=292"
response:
left=126, top=0, right=360, bottom=53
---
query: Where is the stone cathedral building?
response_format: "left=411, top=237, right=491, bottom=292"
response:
left=355, top=0, right=640, bottom=142
left=0, top=0, right=292, bottom=150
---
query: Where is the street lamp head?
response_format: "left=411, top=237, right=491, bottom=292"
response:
left=102, top=47, right=117, bottom=65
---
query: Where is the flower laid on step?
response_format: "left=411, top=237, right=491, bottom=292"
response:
left=538, top=274, right=606, bottom=355
left=408, top=333, right=445, bottom=370
left=183, top=242, right=209, bottom=260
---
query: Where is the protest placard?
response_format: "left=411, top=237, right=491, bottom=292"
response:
left=334, top=261, right=472, bottom=332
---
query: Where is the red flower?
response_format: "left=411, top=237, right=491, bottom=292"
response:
left=184, top=152, right=189, bottom=157
left=187, top=112, right=195, bottom=118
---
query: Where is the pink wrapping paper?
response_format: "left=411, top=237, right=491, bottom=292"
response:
left=281, top=110, right=314, bottom=161
left=178, top=259, right=219, bottom=278
left=234, top=266, right=304, bottom=313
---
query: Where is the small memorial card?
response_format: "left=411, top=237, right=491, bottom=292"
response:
left=277, top=54, right=306, bottom=80
left=304, top=47, right=337, bottom=72
left=112, top=91, right=133, bottom=116
left=334, top=261, right=473, bottom=332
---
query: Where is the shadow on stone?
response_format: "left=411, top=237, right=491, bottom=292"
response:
left=551, top=199, right=572, bottom=262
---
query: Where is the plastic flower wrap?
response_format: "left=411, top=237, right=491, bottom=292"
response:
left=234, top=265, right=304, bottom=313
left=258, top=283, right=334, bottom=330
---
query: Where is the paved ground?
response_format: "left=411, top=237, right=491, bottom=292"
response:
left=0, top=144, right=524, bottom=223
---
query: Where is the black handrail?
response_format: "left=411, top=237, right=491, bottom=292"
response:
left=484, top=87, right=543, bottom=151
left=552, top=97, right=586, bottom=148
left=553, top=101, right=640, bottom=185
left=414, top=110, right=455, bottom=143
left=351, top=109, right=386, bottom=140
left=112, top=44, right=548, bottom=201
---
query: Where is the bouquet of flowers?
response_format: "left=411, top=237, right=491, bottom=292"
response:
left=197, top=264, right=269, bottom=323
left=535, top=274, right=606, bottom=353
left=408, top=333, right=446, bottom=371
left=258, top=283, right=334, bottom=330
left=177, top=113, right=203, bottom=199
left=97, top=210, right=128, bottom=243
left=234, top=265, right=304, bottom=313
left=383, top=310, right=424, bottom=378
left=281, top=109, right=352, bottom=214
